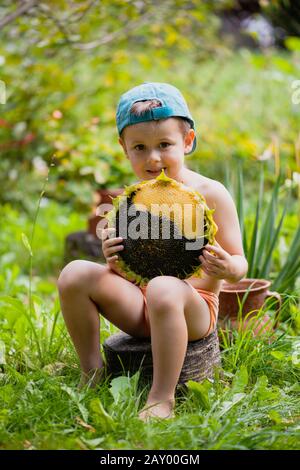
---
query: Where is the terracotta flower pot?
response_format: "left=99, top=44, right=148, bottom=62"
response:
left=88, top=188, right=123, bottom=237
left=218, top=278, right=281, bottom=335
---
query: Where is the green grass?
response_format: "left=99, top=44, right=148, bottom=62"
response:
left=0, top=318, right=299, bottom=450
left=0, top=199, right=86, bottom=282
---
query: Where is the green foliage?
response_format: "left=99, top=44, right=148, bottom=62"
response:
left=0, top=0, right=226, bottom=209
left=262, top=1, right=300, bottom=38
left=1, top=2, right=300, bottom=210
left=231, top=162, right=300, bottom=293
left=0, top=0, right=299, bottom=450
left=0, top=1, right=224, bottom=56
left=0, top=200, right=85, bottom=278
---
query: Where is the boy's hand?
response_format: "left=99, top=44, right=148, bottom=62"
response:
left=199, top=241, right=234, bottom=280
left=101, top=228, right=125, bottom=276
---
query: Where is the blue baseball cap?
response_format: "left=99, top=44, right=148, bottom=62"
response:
left=116, top=82, right=197, bottom=154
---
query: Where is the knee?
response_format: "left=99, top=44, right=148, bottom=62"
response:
left=57, top=260, right=90, bottom=294
left=146, top=276, right=179, bottom=311
left=57, top=260, right=107, bottom=295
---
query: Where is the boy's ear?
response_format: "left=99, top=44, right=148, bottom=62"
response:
left=184, top=129, right=195, bottom=154
left=119, top=137, right=129, bottom=158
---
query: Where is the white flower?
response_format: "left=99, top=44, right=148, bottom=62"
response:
left=292, top=172, right=300, bottom=184
left=32, top=156, right=48, bottom=176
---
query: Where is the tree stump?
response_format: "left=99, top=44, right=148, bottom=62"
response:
left=103, top=329, right=221, bottom=385
left=63, top=230, right=105, bottom=265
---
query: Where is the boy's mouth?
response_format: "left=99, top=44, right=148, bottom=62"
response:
left=146, top=168, right=167, bottom=175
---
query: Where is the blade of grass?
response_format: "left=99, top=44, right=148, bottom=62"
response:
left=271, top=226, right=300, bottom=291
left=277, top=273, right=300, bottom=293
left=260, top=186, right=292, bottom=278
left=253, top=171, right=282, bottom=278
left=236, top=162, right=248, bottom=258
left=247, top=166, right=264, bottom=276
left=273, top=260, right=300, bottom=292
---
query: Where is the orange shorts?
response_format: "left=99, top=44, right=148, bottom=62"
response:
left=139, top=280, right=219, bottom=338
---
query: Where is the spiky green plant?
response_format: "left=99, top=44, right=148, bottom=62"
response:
left=233, top=163, right=299, bottom=293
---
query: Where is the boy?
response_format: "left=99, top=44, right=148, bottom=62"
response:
left=57, top=82, right=248, bottom=421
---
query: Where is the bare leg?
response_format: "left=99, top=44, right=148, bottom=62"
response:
left=57, top=260, right=150, bottom=386
left=139, top=277, right=187, bottom=420
left=138, top=276, right=212, bottom=421
left=57, top=263, right=104, bottom=375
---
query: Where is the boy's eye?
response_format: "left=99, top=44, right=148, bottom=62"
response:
left=134, top=143, right=170, bottom=150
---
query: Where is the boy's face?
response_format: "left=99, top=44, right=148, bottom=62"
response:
left=119, top=118, right=195, bottom=181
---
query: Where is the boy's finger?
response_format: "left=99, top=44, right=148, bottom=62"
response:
left=105, top=237, right=123, bottom=248
left=107, top=255, right=118, bottom=262
left=205, top=244, right=225, bottom=258
left=203, top=253, right=220, bottom=266
left=107, top=244, right=123, bottom=255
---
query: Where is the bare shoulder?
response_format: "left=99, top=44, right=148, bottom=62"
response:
left=183, top=170, right=225, bottom=207
left=200, top=179, right=231, bottom=211
left=198, top=176, right=237, bottom=219
left=189, top=171, right=245, bottom=256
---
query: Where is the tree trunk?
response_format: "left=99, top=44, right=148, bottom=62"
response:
left=63, top=230, right=105, bottom=265
left=103, top=329, right=221, bottom=385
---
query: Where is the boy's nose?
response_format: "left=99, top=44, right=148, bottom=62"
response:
left=148, top=149, right=161, bottom=162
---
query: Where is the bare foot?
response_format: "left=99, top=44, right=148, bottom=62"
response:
left=138, top=398, right=175, bottom=422
left=78, top=366, right=107, bottom=390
